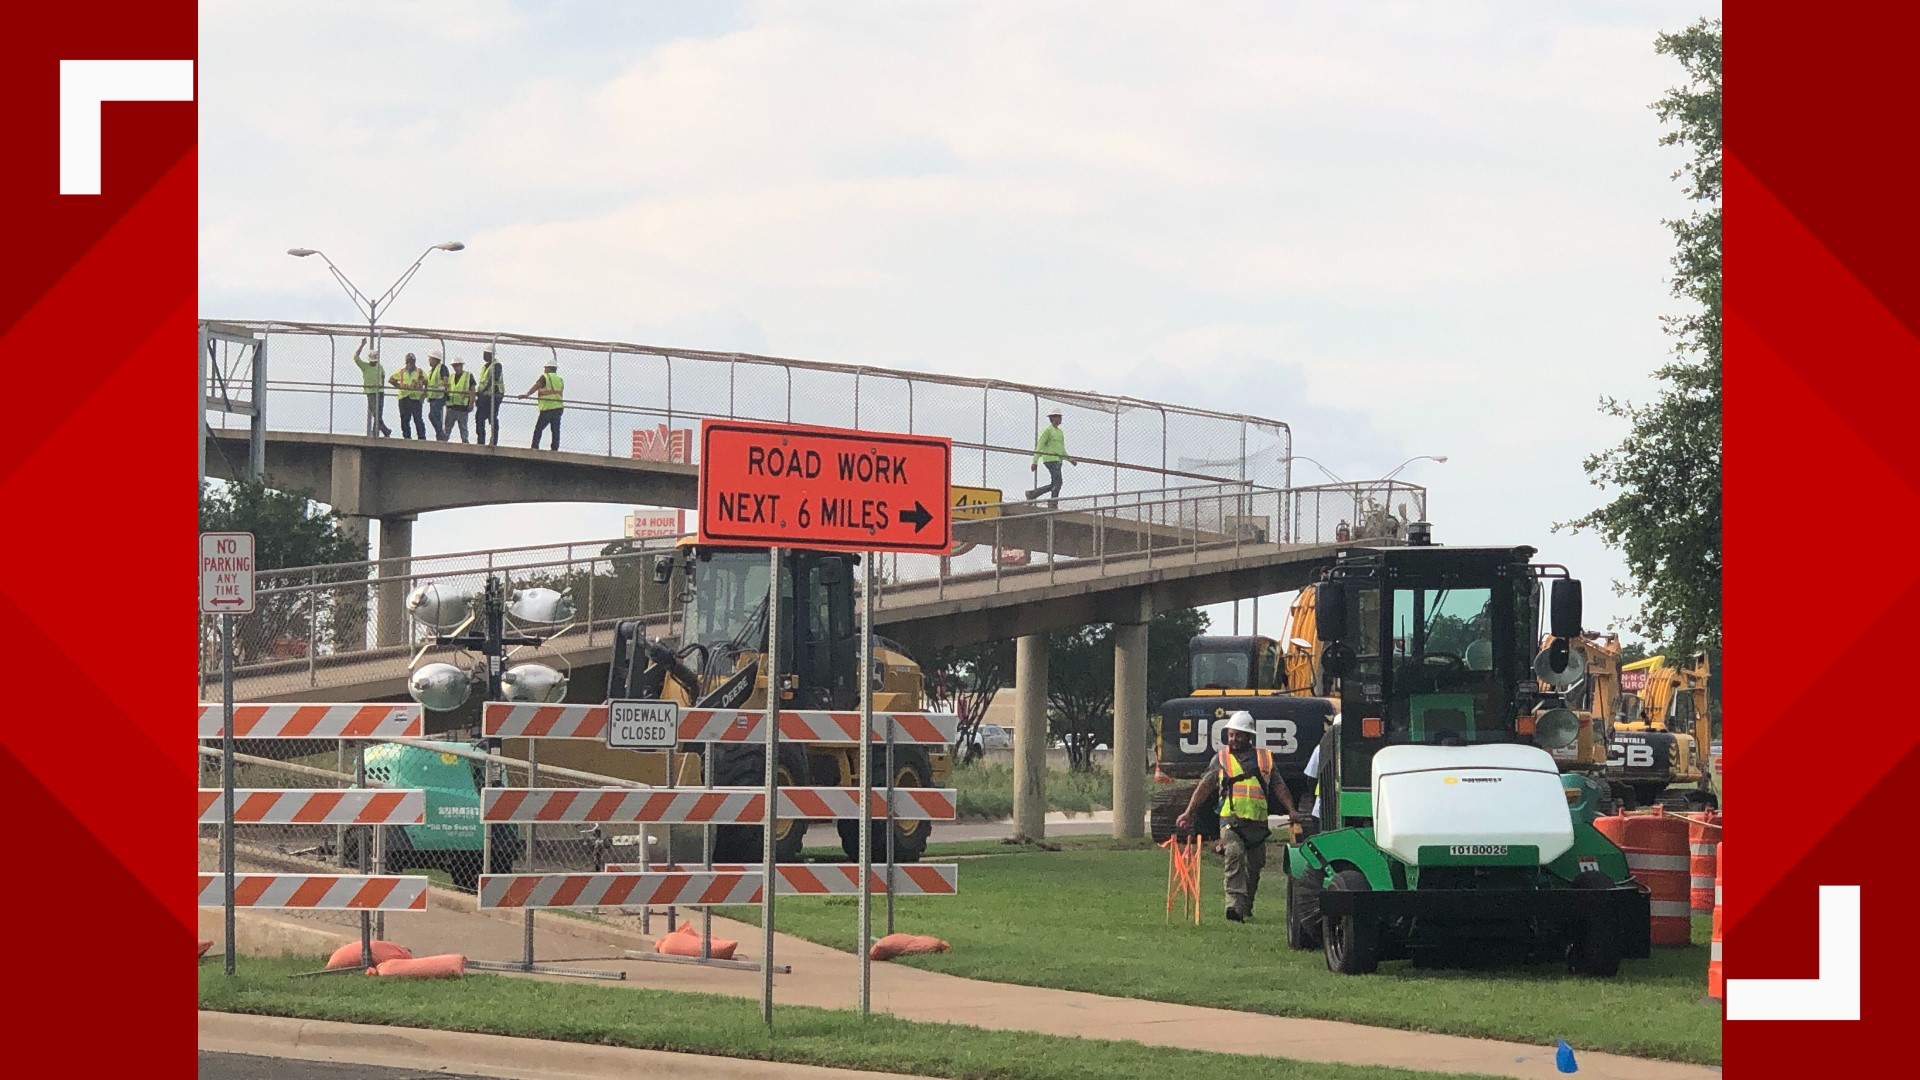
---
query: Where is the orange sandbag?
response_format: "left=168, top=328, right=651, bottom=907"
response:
left=656, top=922, right=738, bottom=960
left=198, top=940, right=213, bottom=958
left=327, top=940, right=415, bottom=970
left=368, top=954, right=466, bottom=978
left=869, top=933, right=950, bottom=961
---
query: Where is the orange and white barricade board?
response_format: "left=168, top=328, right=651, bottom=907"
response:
left=198, top=788, right=426, bottom=826
left=198, top=873, right=429, bottom=911
left=198, top=702, right=423, bottom=740
left=480, top=786, right=955, bottom=824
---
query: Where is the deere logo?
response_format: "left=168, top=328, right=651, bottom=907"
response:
left=1443, top=776, right=1460, bottom=784
left=440, top=752, right=459, bottom=765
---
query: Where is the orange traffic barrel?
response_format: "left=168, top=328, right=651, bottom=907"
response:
left=1596, top=807, right=1692, bottom=947
left=1707, top=841, right=1724, bottom=1001
left=1685, top=811, right=1720, bottom=913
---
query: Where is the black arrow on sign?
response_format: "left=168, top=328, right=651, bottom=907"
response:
left=899, top=501, right=933, bottom=533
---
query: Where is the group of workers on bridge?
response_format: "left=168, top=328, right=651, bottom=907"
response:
left=353, top=340, right=566, bottom=450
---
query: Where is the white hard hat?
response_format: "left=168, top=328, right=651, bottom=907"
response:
left=1225, top=711, right=1257, bottom=735
left=428, top=347, right=444, bottom=360
left=366, top=346, right=380, bottom=358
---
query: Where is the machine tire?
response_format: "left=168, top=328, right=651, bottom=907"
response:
left=713, top=744, right=813, bottom=863
left=1286, top=872, right=1323, bottom=951
left=1629, top=783, right=1666, bottom=810
left=1566, top=870, right=1624, bottom=977
left=837, top=746, right=934, bottom=864
left=1322, top=869, right=1381, bottom=975
left=448, top=827, right=519, bottom=892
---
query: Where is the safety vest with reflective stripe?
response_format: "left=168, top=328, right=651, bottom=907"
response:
left=1217, top=747, right=1274, bottom=821
left=392, top=368, right=426, bottom=401
left=448, top=371, right=475, bottom=407
left=536, top=372, right=564, bottom=411
left=425, top=363, right=450, bottom=400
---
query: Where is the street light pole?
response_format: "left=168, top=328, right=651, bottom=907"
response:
left=1283, top=455, right=1349, bottom=485
left=288, top=240, right=465, bottom=351
left=1380, top=454, right=1448, bottom=483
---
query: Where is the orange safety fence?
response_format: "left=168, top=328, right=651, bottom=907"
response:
left=1161, top=834, right=1202, bottom=924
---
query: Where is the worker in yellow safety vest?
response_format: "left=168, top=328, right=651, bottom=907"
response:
left=523, top=360, right=565, bottom=451
left=444, top=358, right=476, bottom=444
left=1175, top=711, right=1305, bottom=922
left=388, top=353, right=428, bottom=440
left=424, top=348, right=451, bottom=440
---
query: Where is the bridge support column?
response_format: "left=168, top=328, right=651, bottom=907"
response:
left=1111, top=620, right=1147, bottom=839
left=375, top=514, right=416, bottom=648
left=1013, top=634, right=1049, bottom=841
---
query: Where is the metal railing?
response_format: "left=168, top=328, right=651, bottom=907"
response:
left=201, top=479, right=1425, bottom=700
left=200, top=320, right=1295, bottom=502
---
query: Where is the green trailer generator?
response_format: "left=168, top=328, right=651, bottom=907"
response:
left=1283, top=528, right=1651, bottom=976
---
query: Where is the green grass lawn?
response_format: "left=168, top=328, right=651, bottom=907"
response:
left=721, top=846, right=1721, bottom=1065
left=200, top=955, right=1484, bottom=1080
left=948, top=763, right=1114, bottom=820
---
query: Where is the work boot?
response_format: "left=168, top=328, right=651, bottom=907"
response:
left=1225, top=907, right=1244, bottom=922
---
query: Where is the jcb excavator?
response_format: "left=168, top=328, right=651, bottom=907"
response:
left=1605, top=651, right=1715, bottom=810
left=1149, top=590, right=1336, bottom=842
left=505, top=539, right=951, bottom=863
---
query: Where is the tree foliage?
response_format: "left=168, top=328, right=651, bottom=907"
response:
left=1047, top=607, right=1210, bottom=771
left=199, top=479, right=368, bottom=664
left=924, top=639, right=1015, bottom=763
left=1560, top=19, right=1721, bottom=653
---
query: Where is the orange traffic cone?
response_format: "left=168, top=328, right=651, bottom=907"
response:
left=1707, top=842, right=1724, bottom=1002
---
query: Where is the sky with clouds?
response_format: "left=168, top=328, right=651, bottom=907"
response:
left=201, top=0, right=1720, bottom=644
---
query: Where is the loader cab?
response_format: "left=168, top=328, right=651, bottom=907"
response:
left=674, top=543, right=862, bottom=709
left=1312, top=536, right=1583, bottom=825
left=1189, top=636, right=1282, bottom=693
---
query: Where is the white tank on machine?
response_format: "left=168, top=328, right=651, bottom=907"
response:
left=1370, top=744, right=1574, bottom=866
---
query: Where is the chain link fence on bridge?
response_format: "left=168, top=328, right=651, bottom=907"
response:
left=201, top=320, right=1293, bottom=502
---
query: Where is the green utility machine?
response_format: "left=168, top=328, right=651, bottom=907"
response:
left=1283, top=525, right=1651, bottom=976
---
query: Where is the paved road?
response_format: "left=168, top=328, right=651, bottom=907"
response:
left=200, top=1051, right=493, bottom=1079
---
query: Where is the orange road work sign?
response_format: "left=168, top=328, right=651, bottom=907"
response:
left=698, top=419, right=953, bottom=554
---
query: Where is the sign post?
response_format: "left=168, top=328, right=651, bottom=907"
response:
left=200, top=531, right=254, bottom=976
left=762, top=546, right=781, bottom=1026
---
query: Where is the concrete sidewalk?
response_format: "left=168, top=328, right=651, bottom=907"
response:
left=201, top=903, right=1720, bottom=1080
left=200, top=1012, right=907, bottom=1080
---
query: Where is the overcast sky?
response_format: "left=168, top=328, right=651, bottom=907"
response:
left=200, top=0, right=1720, bottom=645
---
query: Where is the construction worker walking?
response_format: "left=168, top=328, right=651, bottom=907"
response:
left=389, top=353, right=428, bottom=440
left=425, top=348, right=451, bottom=440
left=474, top=348, right=506, bottom=446
left=524, top=360, right=564, bottom=451
left=352, top=339, right=392, bottom=437
left=445, top=358, right=476, bottom=444
left=1175, top=711, right=1305, bottom=922
left=1024, top=408, right=1074, bottom=506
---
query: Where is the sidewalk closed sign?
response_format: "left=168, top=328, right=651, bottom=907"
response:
left=201, top=532, right=256, bottom=615
left=607, top=700, right=679, bottom=749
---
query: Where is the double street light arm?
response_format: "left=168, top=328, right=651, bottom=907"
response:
left=1380, top=454, right=1448, bottom=483
left=287, top=241, right=464, bottom=327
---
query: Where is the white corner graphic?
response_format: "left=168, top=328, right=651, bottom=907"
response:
left=59, top=59, right=195, bottom=195
left=1726, top=885, right=1861, bottom=1021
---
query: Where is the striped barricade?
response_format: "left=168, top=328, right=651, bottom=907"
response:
left=198, top=873, right=429, bottom=911
left=478, top=871, right=763, bottom=910
left=483, top=702, right=956, bottom=745
left=198, top=788, right=426, bottom=826
left=480, top=786, right=956, bottom=824
left=198, top=702, right=423, bottom=740
left=484, top=865, right=960, bottom=908
left=610, top=862, right=961, bottom=897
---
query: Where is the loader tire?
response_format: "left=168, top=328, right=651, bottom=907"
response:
left=1322, top=869, right=1381, bottom=975
left=1566, top=870, right=1624, bottom=977
left=837, top=746, right=933, bottom=864
left=713, top=744, right=812, bottom=863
